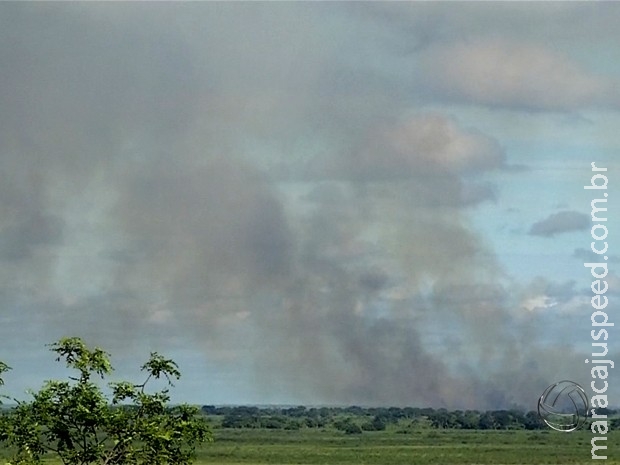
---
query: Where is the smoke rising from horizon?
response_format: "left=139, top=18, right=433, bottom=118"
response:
left=1, top=3, right=617, bottom=409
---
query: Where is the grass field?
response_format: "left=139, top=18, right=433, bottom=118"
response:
left=2, top=428, right=617, bottom=465
left=194, top=428, right=617, bottom=465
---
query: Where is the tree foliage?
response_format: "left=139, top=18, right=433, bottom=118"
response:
left=0, top=337, right=211, bottom=465
left=0, top=360, right=10, bottom=396
left=203, top=405, right=587, bottom=432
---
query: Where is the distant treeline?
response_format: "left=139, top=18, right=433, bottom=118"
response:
left=201, top=405, right=620, bottom=433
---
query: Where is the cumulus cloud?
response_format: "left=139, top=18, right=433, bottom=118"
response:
left=529, top=210, right=590, bottom=237
left=311, top=114, right=505, bottom=181
left=386, top=114, right=506, bottom=173
left=518, top=278, right=580, bottom=312
left=415, top=40, right=618, bottom=111
left=305, top=114, right=504, bottom=210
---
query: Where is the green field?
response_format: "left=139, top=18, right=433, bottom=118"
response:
left=192, top=428, right=618, bottom=465
left=2, top=423, right=617, bottom=465
left=4, top=428, right=603, bottom=465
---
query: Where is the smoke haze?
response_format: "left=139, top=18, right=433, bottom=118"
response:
left=1, top=2, right=619, bottom=409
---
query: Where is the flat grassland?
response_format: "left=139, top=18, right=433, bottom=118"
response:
left=194, top=428, right=618, bottom=465
left=3, top=428, right=617, bottom=465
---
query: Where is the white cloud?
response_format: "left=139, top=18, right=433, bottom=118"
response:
left=415, top=40, right=618, bottom=111
left=385, top=113, right=504, bottom=173
left=311, top=113, right=505, bottom=182
left=521, top=295, right=557, bottom=312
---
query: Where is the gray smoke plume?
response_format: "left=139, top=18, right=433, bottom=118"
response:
left=1, top=2, right=615, bottom=408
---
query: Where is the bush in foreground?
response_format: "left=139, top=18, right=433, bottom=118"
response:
left=0, top=337, right=211, bottom=465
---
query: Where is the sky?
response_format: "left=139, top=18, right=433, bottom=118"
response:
left=1, top=2, right=619, bottom=410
